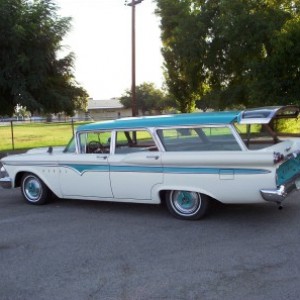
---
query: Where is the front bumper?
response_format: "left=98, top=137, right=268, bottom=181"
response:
left=0, top=176, right=12, bottom=189
left=260, top=174, right=300, bottom=204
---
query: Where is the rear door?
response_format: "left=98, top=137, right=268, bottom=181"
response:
left=109, top=129, right=163, bottom=200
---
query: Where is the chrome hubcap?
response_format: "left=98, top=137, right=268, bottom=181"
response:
left=24, top=177, right=42, bottom=201
left=171, top=191, right=201, bottom=215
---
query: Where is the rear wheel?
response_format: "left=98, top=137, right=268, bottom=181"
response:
left=21, top=173, right=49, bottom=205
left=166, top=190, right=210, bottom=220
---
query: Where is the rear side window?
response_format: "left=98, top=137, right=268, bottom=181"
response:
left=157, top=126, right=241, bottom=151
left=115, top=130, right=158, bottom=154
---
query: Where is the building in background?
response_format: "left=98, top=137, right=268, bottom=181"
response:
left=78, top=98, right=131, bottom=121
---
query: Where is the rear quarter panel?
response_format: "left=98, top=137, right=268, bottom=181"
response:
left=160, top=151, right=276, bottom=204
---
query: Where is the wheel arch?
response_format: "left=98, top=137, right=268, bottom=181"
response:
left=15, top=171, right=27, bottom=188
left=15, top=171, right=57, bottom=197
left=159, top=188, right=216, bottom=204
left=158, top=184, right=217, bottom=203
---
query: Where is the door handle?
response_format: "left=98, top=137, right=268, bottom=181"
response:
left=97, top=155, right=107, bottom=159
left=146, top=155, right=159, bottom=160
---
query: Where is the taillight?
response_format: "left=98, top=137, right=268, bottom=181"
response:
left=273, top=152, right=284, bottom=164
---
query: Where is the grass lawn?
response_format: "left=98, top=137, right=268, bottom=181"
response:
left=0, top=121, right=90, bottom=152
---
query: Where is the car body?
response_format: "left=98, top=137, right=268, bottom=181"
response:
left=1, top=106, right=300, bottom=220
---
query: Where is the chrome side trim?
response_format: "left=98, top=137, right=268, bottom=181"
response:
left=0, top=176, right=12, bottom=189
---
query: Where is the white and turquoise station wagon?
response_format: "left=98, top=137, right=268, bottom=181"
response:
left=1, top=106, right=300, bottom=220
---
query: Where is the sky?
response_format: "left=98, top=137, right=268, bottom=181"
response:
left=55, top=0, right=164, bottom=100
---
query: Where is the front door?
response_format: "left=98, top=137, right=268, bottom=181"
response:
left=59, top=153, right=113, bottom=198
left=59, top=130, right=113, bottom=199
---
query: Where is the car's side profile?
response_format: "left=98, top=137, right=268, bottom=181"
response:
left=1, top=106, right=300, bottom=220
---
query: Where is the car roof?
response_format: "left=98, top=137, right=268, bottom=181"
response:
left=77, top=105, right=299, bottom=132
left=77, top=111, right=239, bottom=131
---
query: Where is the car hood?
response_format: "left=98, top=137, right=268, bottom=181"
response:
left=26, top=146, right=65, bottom=154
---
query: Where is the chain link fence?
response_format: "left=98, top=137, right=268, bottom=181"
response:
left=0, top=118, right=93, bottom=153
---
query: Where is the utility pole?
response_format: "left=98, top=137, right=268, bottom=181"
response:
left=125, top=0, right=144, bottom=117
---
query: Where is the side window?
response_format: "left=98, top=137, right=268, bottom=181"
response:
left=235, top=123, right=278, bottom=149
left=202, top=127, right=239, bottom=146
left=115, top=130, right=158, bottom=154
left=157, top=128, right=205, bottom=151
left=79, top=131, right=111, bottom=154
left=157, top=126, right=241, bottom=151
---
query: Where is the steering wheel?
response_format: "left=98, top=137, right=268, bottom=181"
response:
left=88, top=141, right=104, bottom=153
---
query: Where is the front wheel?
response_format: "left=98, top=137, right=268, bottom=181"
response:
left=21, top=173, right=49, bottom=205
left=166, top=190, right=210, bottom=220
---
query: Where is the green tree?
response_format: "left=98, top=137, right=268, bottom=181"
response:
left=0, top=0, right=88, bottom=116
left=120, top=82, right=175, bottom=115
left=155, top=0, right=300, bottom=110
left=155, top=0, right=206, bottom=112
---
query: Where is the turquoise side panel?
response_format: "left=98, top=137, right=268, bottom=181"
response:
left=61, top=164, right=269, bottom=176
left=63, top=164, right=109, bottom=174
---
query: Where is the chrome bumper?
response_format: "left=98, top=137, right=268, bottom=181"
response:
left=0, top=176, right=12, bottom=189
left=260, top=175, right=300, bottom=204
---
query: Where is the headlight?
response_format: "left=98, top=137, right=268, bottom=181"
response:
left=0, top=166, right=9, bottom=178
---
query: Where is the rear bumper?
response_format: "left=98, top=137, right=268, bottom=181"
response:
left=260, top=174, right=300, bottom=204
left=0, top=176, right=12, bottom=189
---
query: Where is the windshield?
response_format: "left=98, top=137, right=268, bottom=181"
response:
left=64, top=137, right=76, bottom=153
